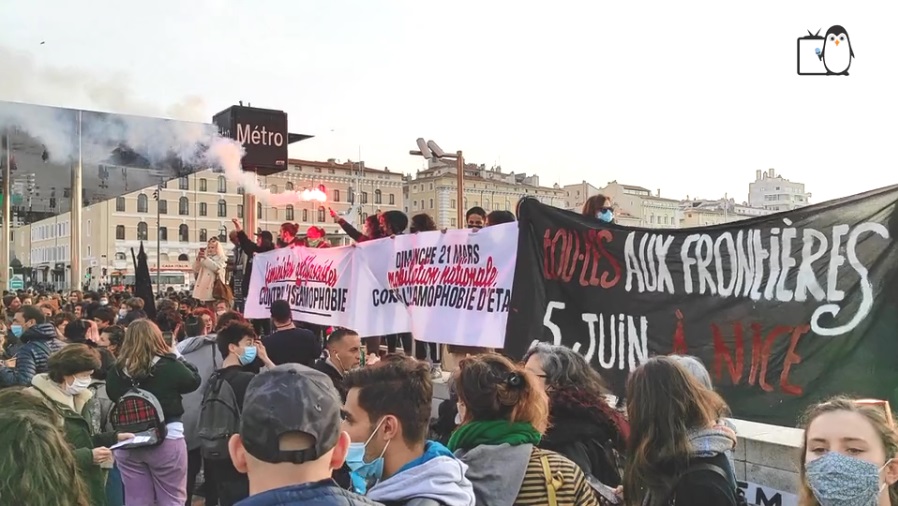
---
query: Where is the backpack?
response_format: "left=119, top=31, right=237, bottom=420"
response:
left=109, top=376, right=167, bottom=448
left=658, top=461, right=748, bottom=506
left=197, top=371, right=241, bottom=460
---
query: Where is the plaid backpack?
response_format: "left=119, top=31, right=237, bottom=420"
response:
left=109, top=376, right=167, bottom=448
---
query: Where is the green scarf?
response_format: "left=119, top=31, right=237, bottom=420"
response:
left=447, top=420, right=542, bottom=452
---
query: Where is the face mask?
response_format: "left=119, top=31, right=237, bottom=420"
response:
left=118, top=309, right=127, bottom=316
left=10, top=324, right=23, bottom=338
left=806, top=452, right=890, bottom=506
left=345, top=418, right=390, bottom=482
left=216, top=310, right=226, bottom=316
left=99, top=299, right=108, bottom=306
left=65, top=376, right=92, bottom=396
left=597, top=209, right=614, bottom=223
left=238, top=345, right=257, bottom=366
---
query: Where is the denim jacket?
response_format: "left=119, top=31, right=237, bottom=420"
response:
left=236, top=479, right=384, bottom=506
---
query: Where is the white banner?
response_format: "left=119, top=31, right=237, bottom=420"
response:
left=244, top=223, right=518, bottom=347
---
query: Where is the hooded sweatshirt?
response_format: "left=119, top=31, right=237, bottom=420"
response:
left=454, top=442, right=531, bottom=506
left=177, top=334, right=223, bottom=450
left=366, top=441, right=475, bottom=506
left=0, top=323, right=66, bottom=386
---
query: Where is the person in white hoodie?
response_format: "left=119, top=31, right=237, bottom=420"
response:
left=342, top=355, right=475, bottom=506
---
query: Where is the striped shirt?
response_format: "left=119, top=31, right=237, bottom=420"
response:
left=515, top=447, right=599, bottom=506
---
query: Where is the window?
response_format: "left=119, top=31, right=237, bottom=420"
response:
left=137, top=194, right=148, bottom=213
left=285, top=182, right=294, bottom=191
left=178, top=253, right=189, bottom=261
left=237, top=186, right=245, bottom=195
left=361, top=192, right=368, bottom=204
left=451, top=199, right=456, bottom=209
left=389, top=193, right=395, bottom=205
left=237, top=204, right=244, bottom=218
left=115, top=252, right=127, bottom=261
left=158, top=199, right=168, bottom=214
left=348, top=187, right=354, bottom=204
left=159, top=227, right=168, bottom=241
left=270, top=185, right=279, bottom=193
left=333, top=189, right=340, bottom=202
left=137, top=222, right=148, bottom=240
left=179, top=177, right=189, bottom=190
left=218, top=176, right=227, bottom=193
left=199, top=202, right=207, bottom=216
left=450, top=218, right=457, bottom=227
left=286, top=205, right=294, bottom=221
left=115, top=197, right=125, bottom=212
left=375, top=189, right=382, bottom=204
left=318, top=207, right=326, bottom=222
left=218, top=199, right=227, bottom=217
left=302, top=209, right=308, bottom=222
left=199, top=228, right=208, bottom=242
left=179, top=224, right=189, bottom=242
left=429, top=199, right=434, bottom=208
left=199, top=178, right=207, bottom=192
left=257, top=202, right=262, bottom=220
left=115, top=225, right=125, bottom=240
left=429, top=183, right=433, bottom=190
left=179, top=197, right=189, bottom=215
left=218, top=226, right=227, bottom=241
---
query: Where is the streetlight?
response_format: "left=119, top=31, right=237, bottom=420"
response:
left=410, top=138, right=465, bottom=228
left=152, top=179, right=163, bottom=294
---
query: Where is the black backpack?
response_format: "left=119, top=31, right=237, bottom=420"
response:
left=660, top=461, right=748, bottom=506
left=198, top=371, right=241, bottom=460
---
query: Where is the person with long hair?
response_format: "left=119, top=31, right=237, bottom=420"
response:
left=582, top=194, right=615, bottom=224
left=0, top=392, right=93, bottom=506
left=523, top=343, right=629, bottom=487
left=409, top=213, right=441, bottom=377
left=22, top=344, right=130, bottom=505
left=449, top=353, right=598, bottom=506
left=192, top=237, right=228, bottom=304
left=622, top=356, right=738, bottom=506
left=798, top=397, right=898, bottom=506
left=106, top=319, right=202, bottom=505
left=332, top=209, right=384, bottom=243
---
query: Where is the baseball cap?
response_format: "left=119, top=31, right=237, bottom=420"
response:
left=240, top=363, right=342, bottom=464
left=254, top=230, right=274, bottom=243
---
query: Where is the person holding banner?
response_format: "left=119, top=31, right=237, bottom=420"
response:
left=277, top=222, right=302, bottom=248
left=582, top=194, right=614, bottom=223
left=331, top=208, right=384, bottom=243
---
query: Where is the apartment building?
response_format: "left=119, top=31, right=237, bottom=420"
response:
left=405, top=161, right=565, bottom=228
left=749, top=168, right=811, bottom=211
left=11, top=158, right=405, bottom=290
left=597, top=181, right=682, bottom=228
left=561, top=180, right=602, bottom=212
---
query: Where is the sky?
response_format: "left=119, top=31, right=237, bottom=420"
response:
left=1, top=1, right=896, bottom=204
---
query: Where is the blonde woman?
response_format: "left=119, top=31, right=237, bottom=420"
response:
left=106, top=319, right=201, bottom=505
left=192, top=237, right=228, bottom=304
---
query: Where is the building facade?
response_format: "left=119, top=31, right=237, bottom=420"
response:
left=405, top=161, right=565, bottom=229
left=11, top=158, right=405, bottom=290
left=562, top=181, right=601, bottom=212
left=678, top=197, right=776, bottom=227
left=598, top=181, right=682, bottom=229
left=748, top=169, right=811, bottom=211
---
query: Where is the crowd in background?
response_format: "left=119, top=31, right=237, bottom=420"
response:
left=2, top=199, right=897, bottom=506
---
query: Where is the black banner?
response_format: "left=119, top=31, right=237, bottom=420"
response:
left=505, top=186, right=898, bottom=425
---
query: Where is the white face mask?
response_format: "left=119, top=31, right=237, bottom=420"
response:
left=65, top=376, right=92, bottom=396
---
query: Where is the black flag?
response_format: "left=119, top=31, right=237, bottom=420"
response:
left=132, top=242, right=157, bottom=320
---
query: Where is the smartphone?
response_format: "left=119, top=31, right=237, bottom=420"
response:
left=586, top=476, right=622, bottom=505
left=199, top=247, right=206, bottom=254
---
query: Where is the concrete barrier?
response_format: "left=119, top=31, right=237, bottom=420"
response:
left=731, top=418, right=802, bottom=506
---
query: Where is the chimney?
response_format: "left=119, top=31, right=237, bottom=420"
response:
left=656, top=188, right=661, bottom=197
left=327, top=158, right=336, bottom=164
left=755, top=169, right=761, bottom=181
left=768, top=168, right=775, bottom=178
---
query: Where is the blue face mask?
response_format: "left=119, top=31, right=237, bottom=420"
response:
left=238, top=345, right=257, bottom=366
left=345, top=418, right=390, bottom=484
left=597, top=209, right=614, bottom=223
left=805, top=451, right=889, bottom=506
left=10, top=324, right=23, bottom=338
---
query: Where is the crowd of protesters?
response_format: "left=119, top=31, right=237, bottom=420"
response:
left=2, top=200, right=898, bottom=505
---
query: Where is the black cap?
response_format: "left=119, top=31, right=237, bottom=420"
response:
left=240, top=364, right=342, bottom=464
left=254, top=230, right=274, bottom=243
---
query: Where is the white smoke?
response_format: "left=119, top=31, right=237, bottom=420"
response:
left=0, top=44, right=325, bottom=207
